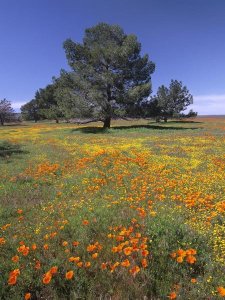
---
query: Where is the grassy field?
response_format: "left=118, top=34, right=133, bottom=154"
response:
left=0, top=117, right=225, bottom=299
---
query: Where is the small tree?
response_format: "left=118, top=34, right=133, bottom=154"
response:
left=150, top=80, right=193, bottom=122
left=0, top=99, right=14, bottom=125
left=63, top=23, right=155, bottom=128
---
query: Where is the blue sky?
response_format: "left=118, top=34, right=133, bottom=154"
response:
left=0, top=0, right=225, bottom=115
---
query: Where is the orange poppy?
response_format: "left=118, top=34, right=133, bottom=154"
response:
left=176, top=256, right=183, bottom=263
left=43, top=272, right=52, bottom=284
left=31, top=244, right=37, bottom=250
left=73, top=241, right=79, bottom=247
left=10, top=269, right=20, bottom=277
left=121, top=259, right=130, bottom=267
left=49, top=266, right=58, bottom=274
left=82, top=220, right=89, bottom=225
left=101, top=263, right=107, bottom=270
left=170, top=252, right=177, bottom=258
left=65, top=270, right=74, bottom=280
left=123, top=247, right=133, bottom=256
left=22, top=247, right=29, bottom=256
left=129, top=265, right=140, bottom=276
left=217, top=286, right=225, bottom=297
left=35, top=260, right=41, bottom=270
left=141, top=249, right=149, bottom=257
left=43, top=244, right=49, bottom=250
left=87, top=244, right=96, bottom=252
left=92, top=253, right=98, bottom=259
left=186, top=255, right=196, bottom=264
left=85, top=262, right=91, bottom=268
left=177, top=249, right=186, bottom=257
left=141, top=258, right=148, bottom=268
left=24, top=293, right=31, bottom=300
left=0, top=237, right=6, bottom=245
left=8, top=276, right=17, bottom=285
left=77, top=262, right=83, bottom=267
left=12, top=255, right=19, bottom=263
left=168, top=291, right=177, bottom=299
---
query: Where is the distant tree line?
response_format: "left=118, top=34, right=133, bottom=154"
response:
left=19, top=23, right=197, bottom=128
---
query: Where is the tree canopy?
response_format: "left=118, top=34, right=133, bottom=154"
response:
left=63, top=22, right=155, bottom=128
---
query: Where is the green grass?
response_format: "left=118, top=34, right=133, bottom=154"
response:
left=0, top=118, right=225, bottom=299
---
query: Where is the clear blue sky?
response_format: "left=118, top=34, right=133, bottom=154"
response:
left=0, top=0, right=225, bottom=114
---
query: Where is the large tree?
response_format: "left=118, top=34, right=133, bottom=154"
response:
left=149, top=80, right=193, bottom=122
left=63, top=23, right=155, bottom=128
left=0, top=99, right=14, bottom=125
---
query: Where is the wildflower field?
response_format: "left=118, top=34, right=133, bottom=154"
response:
left=0, top=117, right=225, bottom=300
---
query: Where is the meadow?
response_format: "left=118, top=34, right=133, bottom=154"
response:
left=0, top=117, right=225, bottom=300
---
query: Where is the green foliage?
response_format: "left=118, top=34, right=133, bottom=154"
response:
left=63, top=23, right=155, bottom=128
left=180, top=109, right=198, bottom=118
left=35, top=84, right=63, bottom=123
left=53, top=71, right=94, bottom=121
left=145, top=80, right=194, bottom=121
left=21, top=99, right=41, bottom=122
left=0, top=141, right=23, bottom=158
left=0, top=99, right=14, bottom=125
left=21, top=84, right=63, bottom=123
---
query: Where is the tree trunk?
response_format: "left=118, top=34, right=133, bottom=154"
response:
left=0, top=117, right=4, bottom=126
left=103, top=117, right=111, bottom=129
left=103, top=83, right=112, bottom=129
left=164, top=117, right=168, bottom=122
left=55, top=119, right=59, bottom=123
